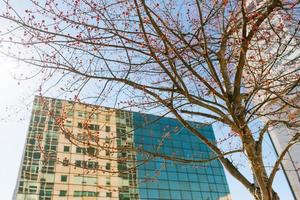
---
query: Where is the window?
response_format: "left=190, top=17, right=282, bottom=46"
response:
left=29, top=185, right=37, bottom=193
left=75, top=160, right=98, bottom=169
left=88, top=161, right=98, bottom=169
left=105, top=126, right=111, bottom=132
left=87, top=161, right=94, bottom=169
left=78, top=122, right=83, bottom=128
left=77, top=147, right=95, bottom=155
left=106, top=192, right=112, bottom=197
left=92, top=113, right=98, bottom=120
left=106, top=163, right=111, bottom=170
left=77, top=133, right=88, bottom=142
left=62, top=158, right=69, bottom=166
left=75, top=160, right=81, bottom=167
left=76, top=147, right=84, bottom=154
left=118, top=163, right=127, bottom=171
left=67, top=111, right=74, bottom=117
left=120, top=193, right=130, bottom=200
left=46, top=191, right=52, bottom=196
left=120, top=186, right=129, bottom=192
left=33, top=152, right=41, bottom=159
left=82, top=191, right=87, bottom=196
left=61, top=175, right=67, bottom=182
left=73, top=191, right=99, bottom=197
left=18, top=182, right=24, bottom=192
left=83, top=176, right=97, bottom=185
left=66, top=120, right=72, bottom=127
left=74, top=191, right=81, bottom=197
left=28, top=138, right=35, bottom=145
left=59, top=190, right=67, bottom=196
left=88, top=124, right=100, bottom=131
left=87, top=147, right=97, bottom=156
left=63, top=146, right=70, bottom=152
left=106, top=177, right=111, bottom=186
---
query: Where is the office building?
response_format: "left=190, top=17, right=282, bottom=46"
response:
left=268, top=120, right=300, bottom=200
left=14, top=96, right=231, bottom=200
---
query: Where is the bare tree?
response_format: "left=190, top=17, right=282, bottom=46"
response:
left=1, top=0, right=300, bottom=199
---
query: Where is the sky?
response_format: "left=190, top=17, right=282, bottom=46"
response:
left=0, top=58, right=295, bottom=200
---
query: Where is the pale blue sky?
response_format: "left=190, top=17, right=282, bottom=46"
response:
left=0, top=59, right=35, bottom=199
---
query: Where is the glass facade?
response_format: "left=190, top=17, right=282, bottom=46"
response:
left=14, top=96, right=231, bottom=200
left=133, top=113, right=230, bottom=200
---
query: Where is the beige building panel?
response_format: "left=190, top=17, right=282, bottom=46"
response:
left=69, top=166, right=85, bottom=174
left=52, top=184, right=69, bottom=195
left=70, top=153, right=85, bottom=160
left=15, top=98, right=137, bottom=200
left=56, top=164, right=71, bottom=174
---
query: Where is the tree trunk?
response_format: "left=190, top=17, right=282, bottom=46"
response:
left=242, top=127, right=279, bottom=200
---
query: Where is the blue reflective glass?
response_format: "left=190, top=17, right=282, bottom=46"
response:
left=178, top=173, right=188, bottom=181
left=159, top=190, right=170, bottom=198
left=167, top=165, right=177, bottom=172
left=171, top=191, right=181, bottom=200
left=173, top=140, right=181, bottom=147
left=139, top=182, right=147, bottom=189
left=181, top=182, right=190, bottom=190
left=146, top=181, right=159, bottom=189
left=133, top=112, right=230, bottom=200
left=188, top=173, right=198, bottom=182
left=148, top=189, right=159, bottom=198
left=167, top=172, right=178, bottom=181
left=218, top=184, right=225, bottom=192
left=159, top=181, right=169, bottom=189
left=202, top=183, right=209, bottom=191
left=181, top=191, right=192, bottom=199
left=172, top=182, right=181, bottom=190
left=209, top=183, right=217, bottom=192
left=206, top=167, right=213, bottom=174
left=211, top=192, right=219, bottom=199
left=190, top=182, right=200, bottom=190
left=202, top=192, right=211, bottom=200
left=159, top=172, right=168, bottom=179
left=192, top=191, right=202, bottom=199
left=139, top=189, right=147, bottom=197
left=208, top=175, right=215, bottom=183
left=145, top=161, right=155, bottom=170
left=199, top=174, right=208, bottom=182
left=182, top=142, right=190, bottom=149
left=215, top=176, right=223, bottom=184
